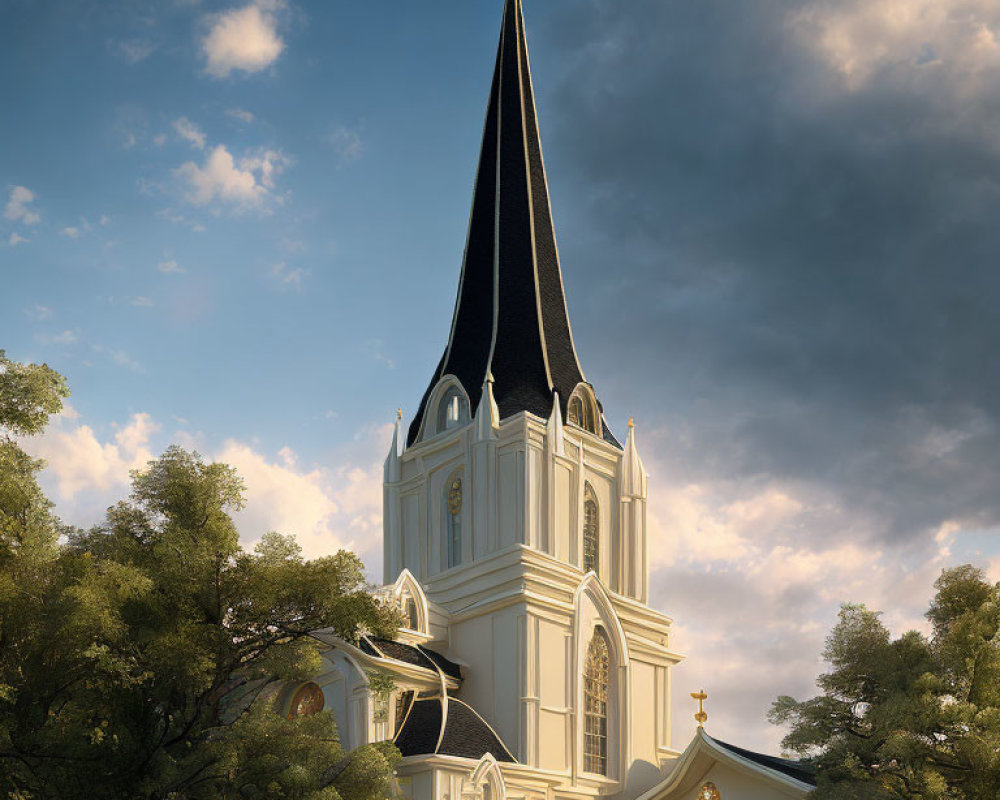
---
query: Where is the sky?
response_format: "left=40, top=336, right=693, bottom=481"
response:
left=4, top=0, right=1000, bottom=757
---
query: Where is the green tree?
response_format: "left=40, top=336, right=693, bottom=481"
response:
left=771, top=566, right=1000, bottom=799
left=0, top=353, right=401, bottom=799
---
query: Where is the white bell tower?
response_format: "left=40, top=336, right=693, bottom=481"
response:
left=381, top=0, right=682, bottom=794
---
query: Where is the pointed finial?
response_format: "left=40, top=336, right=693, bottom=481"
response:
left=397, top=408, right=403, bottom=420
left=691, top=690, right=708, bottom=728
left=628, top=416, right=634, bottom=429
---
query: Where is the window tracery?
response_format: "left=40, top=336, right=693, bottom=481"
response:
left=583, top=628, right=610, bottom=775
left=583, top=483, right=599, bottom=574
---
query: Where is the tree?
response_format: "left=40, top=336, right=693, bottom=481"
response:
left=770, top=566, right=1000, bottom=799
left=0, top=353, right=401, bottom=799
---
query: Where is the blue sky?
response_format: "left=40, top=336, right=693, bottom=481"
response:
left=6, top=0, right=1000, bottom=753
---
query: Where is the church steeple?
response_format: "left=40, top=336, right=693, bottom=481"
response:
left=408, top=0, right=608, bottom=447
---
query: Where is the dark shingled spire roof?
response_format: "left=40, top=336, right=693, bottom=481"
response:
left=408, top=0, right=599, bottom=446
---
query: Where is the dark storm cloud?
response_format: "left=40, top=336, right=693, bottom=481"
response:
left=536, top=0, right=1000, bottom=545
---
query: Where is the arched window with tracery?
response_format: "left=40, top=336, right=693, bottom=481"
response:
left=437, top=386, right=469, bottom=433
left=583, top=627, right=610, bottom=775
left=446, top=475, right=463, bottom=568
left=583, top=483, right=599, bottom=574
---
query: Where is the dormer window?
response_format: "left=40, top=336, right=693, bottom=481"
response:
left=436, top=386, right=470, bottom=433
left=402, top=594, right=419, bottom=630
left=567, top=385, right=599, bottom=435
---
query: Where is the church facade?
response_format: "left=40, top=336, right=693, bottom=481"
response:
left=298, top=3, right=817, bottom=798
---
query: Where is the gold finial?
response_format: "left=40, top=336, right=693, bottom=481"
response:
left=628, top=416, right=634, bottom=429
left=397, top=408, right=403, bottom=420
left=691, top=690, right=708, bottom=728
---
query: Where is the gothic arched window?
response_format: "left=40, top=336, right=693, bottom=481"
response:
left=403, top=595, right=419, bottom=630
left=583, top=483, right=599, bottom=574
left=437, top=386, right=469, bottom=433
left=446, top=476, right=463, bottom=568
left=584, top=628, right=610, bottom=775
left=567, top=386, right=598, bottom=435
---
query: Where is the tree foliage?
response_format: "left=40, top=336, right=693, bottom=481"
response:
left=771, top=566, right=1000, bottom=799
left=0, top=353, right=401, bottom=799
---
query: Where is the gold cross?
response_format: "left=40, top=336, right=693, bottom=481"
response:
left=690, top=690, right=708, bottom=728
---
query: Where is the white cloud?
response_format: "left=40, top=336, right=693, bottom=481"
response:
left=329, top=125, right=363, bottom=167
left=158, top=259, right=185, bottom=274
left=92, top=344, right=144, bottom=373
left=60, top=226, right=80, bottom=238
left=118, top=39, right=155, bottom=64
left=271, top=260, right=306, bottom=289
left=227, top=108, right=255, bottom=123
left=25, top=305, right=52, bottom=320
left=25, top=413, right=160, bottom=501
left=130, top=296, right=153, bottom=307
left=202, top=1, right=285, bottom=78
left=5, top=186, right=40, bottom=225
left=173, top=116, right=207, bottom=150
left=175, top=144, right=289, bottom=208
left=794, top=0, right=1000, bottom=89
left=8, top=233, right=28, bottom=246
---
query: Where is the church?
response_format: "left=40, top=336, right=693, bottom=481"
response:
left=295, top=2, right=818, bottom=798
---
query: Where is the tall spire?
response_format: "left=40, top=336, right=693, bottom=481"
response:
left=408, top=0, right=600, bottom=446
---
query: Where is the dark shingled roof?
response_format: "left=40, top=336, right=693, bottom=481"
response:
left=418, top=646, right=464, bottom=682
left=362, top=637, right=463, bottom=682
left=407, top=0, right=616, bottom=448
left=393, top=696, right=516, bottom=763
left=713, top=738, right=817, bottom=787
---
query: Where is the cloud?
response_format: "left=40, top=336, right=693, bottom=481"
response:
left=8, top=233, right=28, bottom=246
left=271, top=260, right=306, bottom=289
left=100, top=214, right=111, bottom=226
left=529, top=0, right=1000, bottom=750
left=173, top=116, right=207, bottom=150
left=92, top=344, right=144, bottom=373
left=329, top=125, right=363, bottom=167
left=25, top=305, right=52, bottom=320
left=157, top=259, right=185, bottom=274
left=27, top=410, right=390, bottom=568
left=117, top=39, right=155, bottom=64
left=25, top=412, right=160, bottom=502
left=202, top=1, right=285, bottom=78
left=227, top=108, right=255, bottom=124
left=37, top=330, right=78, bottom=346
left=175, top=144, right=289, bottom=208
left=4, top=186, right=40, bottom=225
left=130, top=296, right=153, bottom=307
left=59, top=226, right=80, bottom=238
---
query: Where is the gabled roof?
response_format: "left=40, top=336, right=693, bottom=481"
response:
left=714, top=738, right=817, bottom=787
left=394, top=695, right=517, bottom=763
left=408, top=0, right=614, bottom=447
left=636, top=728, right=816, bottom=800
